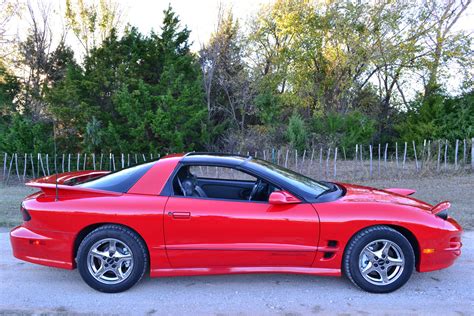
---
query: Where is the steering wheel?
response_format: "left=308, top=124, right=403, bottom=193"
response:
left=248, top=179, right=264, bottom=201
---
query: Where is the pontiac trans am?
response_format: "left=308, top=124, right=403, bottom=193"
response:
left=10, top=153, right=462, bottom=293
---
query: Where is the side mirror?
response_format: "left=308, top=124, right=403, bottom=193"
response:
left=269, top=191, right=301, bottom=205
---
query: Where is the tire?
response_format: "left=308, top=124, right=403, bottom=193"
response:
left=77, top=224, right=148, bottom=293
left=343, top=225, right=415, bottom=293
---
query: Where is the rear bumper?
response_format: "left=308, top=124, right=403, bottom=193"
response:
left=10, top=226, right=74, bottom=270
left=418, top=217, right=462, bottom=272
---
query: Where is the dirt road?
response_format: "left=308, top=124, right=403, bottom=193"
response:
left=1, top=231, right=472, bottom=315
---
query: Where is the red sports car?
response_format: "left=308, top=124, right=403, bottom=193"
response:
left=10, top=153, right=462, bottom=293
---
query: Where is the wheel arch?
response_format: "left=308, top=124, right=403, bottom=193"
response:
left=343, top=224, right=421, bottom=269
left=386, top=224, right=420, bottom=269
left=72, top=222, right=150, bottom=269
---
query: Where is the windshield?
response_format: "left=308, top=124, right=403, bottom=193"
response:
left=247, top=158, right=330, bottom=197
left=78, top=161, right=154, bottom=193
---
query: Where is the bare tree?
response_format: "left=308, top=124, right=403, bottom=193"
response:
left=200, top=6, right=255, bottom=135
left=0, top=0, right=22, bottom=59
left=65, top=0, right=123, bottom=56
left=18, top=1, right=71, bottom=119
left=423, top=0, right=472, bottom=95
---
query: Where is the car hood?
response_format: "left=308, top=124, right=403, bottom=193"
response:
left=337, top=182, right=432, bottom=211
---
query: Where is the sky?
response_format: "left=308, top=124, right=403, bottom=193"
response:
left=7, top=0, right=272, bottom=54
left=8, top=0, right=474, bottom=53
left=118, top=0, right=272, bottom=51
left=101, top=0, right=474, bottom=51
left=5, top=0, right=474, bottom=94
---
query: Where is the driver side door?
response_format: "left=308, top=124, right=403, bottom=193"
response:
left=163, top=165, right=320, bottom=268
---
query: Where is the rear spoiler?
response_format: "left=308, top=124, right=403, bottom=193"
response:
left=26, top=182, right=121, bottom=198
left=27, top=170, right=117, bottom=198
left=33, top=170, right=110, bottom=185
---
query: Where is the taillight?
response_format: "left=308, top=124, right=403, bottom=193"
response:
left=436, top=209, right=448, bottom=220
left=21, top=204, right=31, bottom=221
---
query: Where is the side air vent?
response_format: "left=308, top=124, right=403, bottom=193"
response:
left=323, top=252, right=335, bottom=259
left=322, top=240, right=339, bottom=259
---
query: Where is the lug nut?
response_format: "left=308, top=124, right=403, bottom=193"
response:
left=374, top=263, right=378, bottom=267
left=386, top=260, right=390, bottom=264
left=381, top=266, right=385, bottom=270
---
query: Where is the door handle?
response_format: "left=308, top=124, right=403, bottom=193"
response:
left=168, top=211, right=191, bottom=219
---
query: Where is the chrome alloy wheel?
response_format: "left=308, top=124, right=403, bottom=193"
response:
left=358, top=239, right=405, bottom=285
left=87, top=238, right=134, bottom=284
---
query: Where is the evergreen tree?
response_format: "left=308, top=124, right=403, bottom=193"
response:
left=48, top=6, right=207, bottom=153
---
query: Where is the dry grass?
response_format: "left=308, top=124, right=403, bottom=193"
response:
left=0, top=185, right=35, bottom=227
left=1, top=174, right=472, bottom=230
left=288, top=158, right=473, bottom=182
left=356, top=174, right=474, bottom=230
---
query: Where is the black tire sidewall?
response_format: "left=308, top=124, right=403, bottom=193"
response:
left=345, top=227, right=415, bottom=293
left=77, top=226, right=147, bottom=293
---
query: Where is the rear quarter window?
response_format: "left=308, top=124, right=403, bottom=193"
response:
left=78, top=162, right=155, bottom=193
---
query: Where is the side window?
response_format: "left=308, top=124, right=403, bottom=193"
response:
left=189, top=166, right=256, bottom=181
left=173, top=165, right=279, bottom=202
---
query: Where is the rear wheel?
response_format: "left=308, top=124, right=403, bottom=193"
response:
left=77, top=225, right=148, bottom=293
left=343, top=226, right=415, bottom=293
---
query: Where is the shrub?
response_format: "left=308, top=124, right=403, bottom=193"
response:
left=287, top=112, right=308, bottom=152
left=311, top=111, right=376, bottom=153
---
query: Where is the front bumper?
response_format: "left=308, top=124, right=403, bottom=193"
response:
left=10, top=226, right=74, bottom=270
left=418, top=217, right=462, bottom=272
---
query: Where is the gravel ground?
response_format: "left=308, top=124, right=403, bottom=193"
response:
left=0, top=231, right=473, bottom=315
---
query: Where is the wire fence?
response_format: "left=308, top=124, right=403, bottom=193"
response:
left=2, top=138, right=473, bottom=185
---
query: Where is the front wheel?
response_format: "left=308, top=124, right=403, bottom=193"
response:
left=343, top=226, right=415, bottom=293
left=77, top=225, right=148, bottom=293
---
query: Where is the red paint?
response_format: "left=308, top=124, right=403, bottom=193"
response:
left=10, top=154, right=462, bottom=281
left=163, top=196, right=319, bottom=268
left=384, top=188, right=416, bottom=196
left=33, top=170, right=110, bottom=185
left=431, top=201, right=451, bottom=215
left=268, top=190, right=301, bottom=204
left=26, top=183, right=122, bottom=197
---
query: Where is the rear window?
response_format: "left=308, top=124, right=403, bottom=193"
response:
left=78, top=162, right=155, bottom=193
